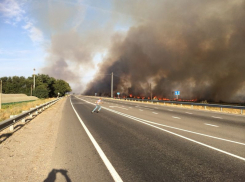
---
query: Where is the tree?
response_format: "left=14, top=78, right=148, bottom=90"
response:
left=0, top=75, right=72, bottom=98
left=33, top=84, right=49, bottom=98
left=53, top=80, right=72, bottom=96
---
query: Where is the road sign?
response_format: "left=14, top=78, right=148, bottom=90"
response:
left=175, top=91, right=180, bottom=95
left=117, top=92, right=120, bottom=95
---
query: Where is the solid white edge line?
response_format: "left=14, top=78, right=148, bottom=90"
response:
left=152, top=112, right=158, bottom=114
left=76, top=96, right=245, bottom=162
left=70, top=97, right=123, bottom=182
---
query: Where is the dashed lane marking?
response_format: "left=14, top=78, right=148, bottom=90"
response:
left=75, top=97, right=245, bottom=162
left=109, top=106, right=128, bottom=110
left=205, top=123, right=219, bottom=127
left=172, top=116, right=181, bottom=119
left=212, top=116, right=222, bottom=119
left=77, top=97, right=245, bottom=142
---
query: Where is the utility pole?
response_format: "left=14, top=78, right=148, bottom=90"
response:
left=33, top=68, right=36, bottom=90
left=0, top=80, right=2, bottom=109
left=31, top=85, right=33, bottom=96
left=111, top=72, right=113, bottom=98
left=150, top=83, right=152, bottom=100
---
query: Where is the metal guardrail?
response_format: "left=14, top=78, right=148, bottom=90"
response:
left=0, top=98, right=61, bottom=132
left=114, top=97, right=245, bottom=114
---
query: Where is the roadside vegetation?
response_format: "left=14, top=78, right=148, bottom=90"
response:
left=0, top=98, right=54, bottom=122
left=0, top=74, right=72, bottom=98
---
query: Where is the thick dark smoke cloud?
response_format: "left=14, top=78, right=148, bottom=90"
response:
left=85, top=0, right=245, bottom=102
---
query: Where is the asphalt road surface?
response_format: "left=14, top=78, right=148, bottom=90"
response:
left=53, top=95, right=245, bottom=181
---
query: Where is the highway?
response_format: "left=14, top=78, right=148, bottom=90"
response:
left=52, top=95, right=245, bottom=181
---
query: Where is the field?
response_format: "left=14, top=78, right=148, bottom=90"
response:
left=0, top=99, right=54, bottom=122
left=156, top=102, right=245, bottom=115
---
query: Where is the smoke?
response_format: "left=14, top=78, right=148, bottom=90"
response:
left=39, top=0, right=118, bottom=92
left=84, top=0, right=245, bottom=102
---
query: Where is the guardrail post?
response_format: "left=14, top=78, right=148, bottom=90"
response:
left=241, top=109, right=243, bottom=114
left=164, top=102, right=165, bottom=105
left=204, top=106, right=206, bottom=110
left=220, top=107, right=223, bottom=112
left=9, top=115, right=15, bottom=131
left=191, top=105, right=193, bottom=108
left=181, top=104, right=182, bottom=107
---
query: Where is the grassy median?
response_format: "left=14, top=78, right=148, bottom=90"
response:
left=0, top=98, right=55, bottom=122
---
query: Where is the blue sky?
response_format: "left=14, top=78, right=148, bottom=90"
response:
left=0, top=0, right=47, bottom=77
left=0, top=0, right=131, bottom=82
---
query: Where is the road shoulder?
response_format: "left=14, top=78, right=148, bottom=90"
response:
left=0, top=97, right=66, bottom=182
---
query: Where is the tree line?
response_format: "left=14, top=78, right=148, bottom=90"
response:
left=0, top=74, right=72, bottom=98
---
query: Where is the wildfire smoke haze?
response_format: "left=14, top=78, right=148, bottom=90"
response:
left=84, top=0, right=245, bottom=102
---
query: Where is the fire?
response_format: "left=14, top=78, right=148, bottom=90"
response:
left=125, top=94, right=197, bottom=102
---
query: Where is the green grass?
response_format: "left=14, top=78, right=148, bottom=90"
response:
left=2, top=100, right=36, bottom=108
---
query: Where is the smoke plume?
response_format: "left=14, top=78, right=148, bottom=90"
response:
left=39, top=0, right=116, bottom=91
left=85, top=0, right=245, bottom=102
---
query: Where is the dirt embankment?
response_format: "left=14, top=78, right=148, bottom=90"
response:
left=1, top=94, right=38, bottom=104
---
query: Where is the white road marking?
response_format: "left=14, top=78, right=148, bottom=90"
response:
left=205, top=123, right=219, bottom=127
left=139, top=109, right=143, bottom=111
left=78, top=99, right=245, bottom=162
left=109, top=106, right=128, bottom=110
left=185, top=112, right=193, bottom=114
left=212, top=116, right=222, bottom=119
left=172, top=116, right=181, bottom=119
left=76, top=97, right=245, bottom=147
left=152, top=112, right=158, bottom=114
left=70, top=98, right=123, bottom=182
left=168, top=109, right=173, bottom=111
